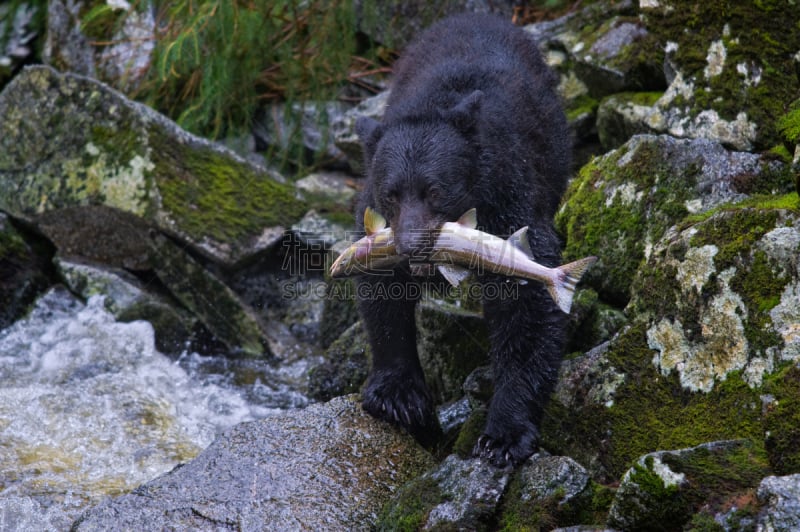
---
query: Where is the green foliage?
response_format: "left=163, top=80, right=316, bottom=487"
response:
left=777, top=99, right=800, bottom=145
left=127, top=0, right=365, bottom=170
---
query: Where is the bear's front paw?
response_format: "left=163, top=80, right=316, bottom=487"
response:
left=362, top=368, right=441, bottom=446
left=473, top=426, right=539, bottom=469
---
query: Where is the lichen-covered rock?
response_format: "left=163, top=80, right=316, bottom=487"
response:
left=73, top=395, right=435, bottom=530
left=377, top=455, right=509, bottom=531
left=756, top=474, right=800, bottom=532
left=631, top=205, right=800, bottom=392
left=556, top=134, right=792, bottom=305
left=632, top=1, right=800, bottom=150
left=0, top=65, right=306, bottom=268
left=607, top=440, right=769, bottom=531
left=0, top=213, right=53, bottom=330
left=55, top=256, right=196, bottom=354
left=546, top=197, right=800, bottom=481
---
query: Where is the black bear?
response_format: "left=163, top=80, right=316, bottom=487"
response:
left=354, top=13, right=571, bottom=467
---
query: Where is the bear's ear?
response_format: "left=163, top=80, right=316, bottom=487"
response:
left=445, top=90, right=483, bottom=133
left=355, top=116, right=383, bottom=155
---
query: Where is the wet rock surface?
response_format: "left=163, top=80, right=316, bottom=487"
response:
left=74, top=395, right=435, bottom=531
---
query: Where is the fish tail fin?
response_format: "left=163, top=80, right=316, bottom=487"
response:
left=546, top=256, right=598, bottom=314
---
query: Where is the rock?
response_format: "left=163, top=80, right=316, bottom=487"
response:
left=0, top=213, right=52, bottom=330
left=595, top=91, right=664, bottom=150
left=566, top=288, right=628, bottom=354
left=496, top=453, right=596, bottom=530
left=355, top=1, right=515, bottom=49
left=55, top=256, right=196, bottom=354
left=0, top=65, right=306, bottom=268
left=73, top=395, right=435, bottom=530
left=607, top=440, right=769, bottom=530
left=377, top=455, right=510, bottom=530
left=415, top=300, right=489, bottom=404
left=556, top=134, right=793, bottom=305
left=252, top=101, right=350, bottom=167
left=291, top=209, right=350, bottom=249
left=42, top=0, right=95, bottom=76
left=630, top=206, right=800, bottom=392
left=331, top=90, right=388, bottom=174
left=525, top=0, right=663, bottom=151
left=756, top=474, right=800, bottom=532
left=43, top=0, right=155, bottom=92
left=148, top=232, right=269, bottom=357
left=635, top=2, right=800, bottom=150
left=546, top=198, right=800, bottom=482
left=437, top=396, right=472, bottom=436
left=308, top=320, right=369, bottom=402
left=518, top=454, right=590, bottom=505
left=295, top=170, right=358, bottom=206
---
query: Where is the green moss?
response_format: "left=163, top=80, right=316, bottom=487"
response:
left=777, top=100, right=800, bottom=145
left=546, top=325, right=765, bottom=480
left=152, top=135, right=306, bottom=244
left=557, top=139, right=696, bottom=305
left=452, top=407, right=487, bottom=459
left=566, top=94, right=599, bottom=121
left=375, top=474, right=444, bottom=532
left=763, top=364, right=800, bottom=474
left=644, top=2, right=800, bottom=149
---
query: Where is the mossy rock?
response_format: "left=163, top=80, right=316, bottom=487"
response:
left=544, top=198, right=800, bottom=482
left=556, top=134, right=792, bottom=306
left=607, top=440, right=770, bottom=531
left=0, top=213, right=54, bottom=329
left=637, top=1, right=800, bottom=150
left=0, top=65, right=306, bottom=268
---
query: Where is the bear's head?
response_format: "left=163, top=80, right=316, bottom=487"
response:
left=356, top=90, right=483, bottom=257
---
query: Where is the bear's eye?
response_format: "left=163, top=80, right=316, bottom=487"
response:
left=385, top=188, right=400, bottom=205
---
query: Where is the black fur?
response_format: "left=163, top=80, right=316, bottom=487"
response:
left=355, top=13, right=571, bottom=468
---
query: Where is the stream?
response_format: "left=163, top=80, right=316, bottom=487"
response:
left=0, top=287, right=315, bottom=528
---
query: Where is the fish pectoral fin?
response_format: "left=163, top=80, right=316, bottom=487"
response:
left=437, top=264, right=471, bottom=287
left=508, top=226, right=534, bottom=258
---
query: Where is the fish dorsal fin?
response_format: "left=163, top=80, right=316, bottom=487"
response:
left=437, top=264, right=471, bottom=287
left=456, top=208, right=478, bottom=229
left=508, top=226, right=533, bottom=258
left=363, top=207, right=387, bottom=235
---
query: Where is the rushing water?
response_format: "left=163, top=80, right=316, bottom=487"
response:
left=0, top=287, right=310, bottom=528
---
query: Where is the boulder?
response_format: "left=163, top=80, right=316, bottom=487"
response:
left=0, top=65, right=306, bottom=268
left=544, top=199, right=800, bottom=483
left=633, top=1, right=800, bottom=150
left=377, top=455, right=510, bottom=530
left=73, top=395, right=435, bottom=530
left=556, top=134, right=793, bottom=305
left=607, top=440, right=769, bottom=530
left=757, top=474, right=800, bottom=531
left=55, top=256, right=196, bottom=354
